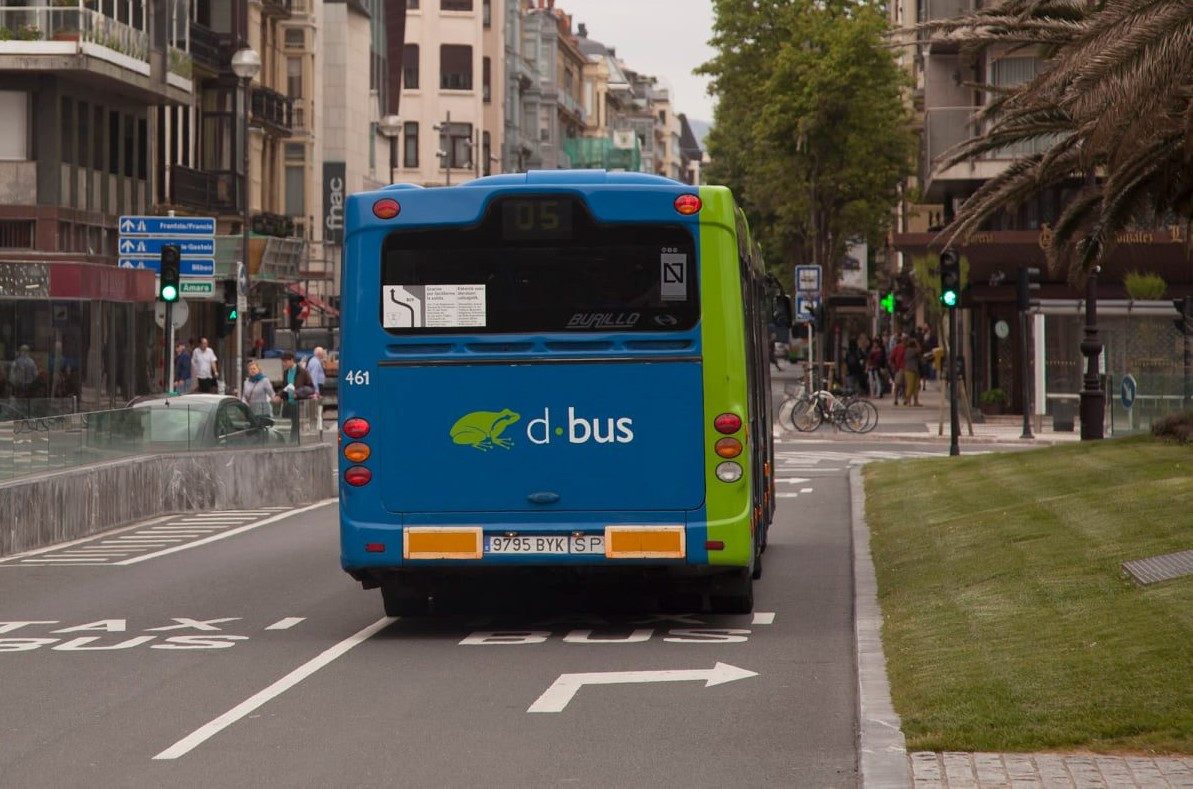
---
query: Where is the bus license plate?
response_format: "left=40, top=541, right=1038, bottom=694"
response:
left=485, top=535, right=605, bottom=555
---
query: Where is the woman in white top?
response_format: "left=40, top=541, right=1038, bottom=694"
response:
left=241, top=360, right=276, bottom=418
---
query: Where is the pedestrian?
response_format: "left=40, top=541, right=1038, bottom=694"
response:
left=903, top=338, right=923, bottom=406
left=768, top=332, right=782, bottom=370
left=241, top=360, right=276, bottom=419
left=271, top=350, right=315, bottom=441
left=866, top=338, right=886, bottom=399
left=307, top=346, right=326, bottom=396
left=9, top=344, right=37, bottom=399
left=191, top=337, right=219, bottom=394
left=889, top=334, right=907, bottom=406
left=844, top=340, right=863, bottom=394
left=173, top=342, right=192, bottom=393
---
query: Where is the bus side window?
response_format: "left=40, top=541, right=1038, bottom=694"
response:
left=772, top=295, right=793, bottom=329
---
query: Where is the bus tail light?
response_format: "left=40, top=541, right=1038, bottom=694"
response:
left=674, top=194, right=702, bottom=215
left=365, top=543, right=386, bottom=553
left=343, top=442, right=371, bottom=463
left=715, top=462, right=742, bottom=483
left=713, top=413, right=742, bottom=434
left=343, top=418, right=370, bottom=439
left=715, top=437, right=743, bottom=458
left=344, top=466, right=373, bottom=486
left=705, top=540, right=725, bottom=551
left=373, top=198, right=401, bottom=219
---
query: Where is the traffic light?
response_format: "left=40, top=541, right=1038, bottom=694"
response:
left=1174, top=296, right=1192, bottom=336
left=1017, top=265, right=1041, bottom=311
left=217, top=281, right=238, bottom=338
left=881, top=291, right=895, bottom=314
left=288, top=292, right=305, bottom=332
left=939, top=249, right=961, bottom=308
left=159, top=245, right=181, bottom=303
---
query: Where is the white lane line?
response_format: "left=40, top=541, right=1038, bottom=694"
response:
left=119, top=499, right=337, bottom=565
left=800, top=488, right=814, bottom=493
left=776, top=493, right=799, bottom=499
left=0, top=515, right=175, bottom=563
left=153, top=616, right=395, bottom=760
left=20, top=558, right=109, bottom=564
left=752, top=612, right=776, bottom=625
left=265, top=617, right=306, bottom=630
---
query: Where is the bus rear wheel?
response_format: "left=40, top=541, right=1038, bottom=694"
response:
left=709, top=569, right=754, bottom=614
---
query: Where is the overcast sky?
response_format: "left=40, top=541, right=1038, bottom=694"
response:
left=562, top=0, right=718, bottom=123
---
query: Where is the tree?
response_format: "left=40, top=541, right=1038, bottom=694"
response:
left=919, top=0, right=1193, bottom=281
left=699, top=0, right=916, bottom=287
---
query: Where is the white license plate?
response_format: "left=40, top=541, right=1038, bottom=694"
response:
left=484, top=535, right=605, bottom=555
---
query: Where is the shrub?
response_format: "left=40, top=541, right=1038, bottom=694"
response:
left=979, top=388, right=1009, bottom=405
left=1151, top=409, right=1193, bottom=444
left=1124, top=271, right=1167, bottom=301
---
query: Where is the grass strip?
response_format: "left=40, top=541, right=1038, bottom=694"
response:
left=864, top=435, right=1193, bottom=754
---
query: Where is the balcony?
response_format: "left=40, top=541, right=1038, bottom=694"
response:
left=188, top=21, right=225, bottom=74
left=259, top=0, right=293, bottom=20
left=251, top=85, right=293, bottom=136
left=169, top=164, right=236, bottom=214
left=918, top=0, right=978, bottom=53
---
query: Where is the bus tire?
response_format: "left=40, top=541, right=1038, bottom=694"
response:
left=709, top=570, right=754, bottom=614
left=380, top=583, right=430, bottom=617
left=751, top=550, right=763, bottom=580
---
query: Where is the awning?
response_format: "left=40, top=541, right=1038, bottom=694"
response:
left=286, top=283, right=340, bottom=318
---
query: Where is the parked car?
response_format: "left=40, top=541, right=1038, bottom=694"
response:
left=110, top=393, right=288, bottom=449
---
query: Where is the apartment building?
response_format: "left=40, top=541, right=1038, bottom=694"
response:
left=890, top=0, right=1191, bottom=422
left=0, top=0, right=192, bottom=408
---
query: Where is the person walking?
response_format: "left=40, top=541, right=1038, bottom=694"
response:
left=240, top=360, right=275, bottom=419
left=889, top=334, right=907, bottom=405
left=307, top=346, right=326, bottom=396
left=903, top=338, right=923, bottom=406
left=866, top=338, right=886, bottom=399
left=272, top=351, right=315, bottom=441
left=192, top=337, right=219, bottom=393
left=173, top=342, right=192, bottom=393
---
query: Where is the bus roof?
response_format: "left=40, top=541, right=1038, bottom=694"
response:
left=380, top=170, right=685, bottom=191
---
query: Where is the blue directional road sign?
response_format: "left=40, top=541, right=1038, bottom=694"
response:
left=119, top=216, right=215, bottom=236
left=794, top=293, right=820, bottom=323
left=118, top=237, right=214, bottom=257
left=119, top=258, right=214, bottom=276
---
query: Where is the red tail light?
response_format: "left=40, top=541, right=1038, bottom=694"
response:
left=714, top=413, right=742, bottom=434
left=343, top=418, right=370, bottom=439
left=674, top=194, right=702, bottom=215
left=344, top=466, right=372, bottom=486
left=373, top=198, right=400, bottom=219
left=365, top=543, right=386, bottom=553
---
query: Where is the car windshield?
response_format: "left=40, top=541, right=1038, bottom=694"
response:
left=128, top=401, right=214, bottom=443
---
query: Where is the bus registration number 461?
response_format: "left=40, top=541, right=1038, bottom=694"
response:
left=485, top=535, right=604, bottom=555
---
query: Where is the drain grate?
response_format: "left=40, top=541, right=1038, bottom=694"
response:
left=1123, top=549, right=1193, bottom=585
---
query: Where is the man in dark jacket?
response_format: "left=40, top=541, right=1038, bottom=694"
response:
left=272, top=351, right=315, bottom=441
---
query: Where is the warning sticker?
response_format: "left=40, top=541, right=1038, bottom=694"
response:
left=660, top=253, right=687, bottom=301
left=382, top=284, right=486, bottom=328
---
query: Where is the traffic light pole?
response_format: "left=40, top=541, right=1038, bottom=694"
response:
left=1019, top=306, right=1033, bottom=439
left=165, top=303, right=175, bottom=393
left=948, top=304, right=960, bottom=456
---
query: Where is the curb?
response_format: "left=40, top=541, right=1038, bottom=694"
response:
left=851, top=465, right=912, bottom=788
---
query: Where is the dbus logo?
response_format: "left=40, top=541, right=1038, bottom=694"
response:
left=450, top=407, right=635, bottom=451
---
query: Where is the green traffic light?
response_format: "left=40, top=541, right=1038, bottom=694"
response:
left=880, top=292, right=895, bottom=314
left=228, top=308, right=238, bottom=321
left=161, top=284, right=178, bottom=302
left=941, top=290, right=958, bottom=308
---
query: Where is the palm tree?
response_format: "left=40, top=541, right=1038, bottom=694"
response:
left=918, top=0, right=1193, bottom=281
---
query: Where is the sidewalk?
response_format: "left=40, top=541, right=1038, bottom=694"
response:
left=771, top=365, right=1083, bottom=445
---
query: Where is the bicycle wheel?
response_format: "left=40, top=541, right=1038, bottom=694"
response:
left=843, top=399, right=879, bottom=433
left=789, top=397, right=823, bottom=432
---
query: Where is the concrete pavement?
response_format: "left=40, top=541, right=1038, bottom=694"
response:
left=768, top=365, right=1193, bottom=787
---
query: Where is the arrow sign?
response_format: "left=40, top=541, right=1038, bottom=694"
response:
left=119, top=215, right=215, bottom=236
left=527, top=662, right=757, bottom=713
left=118, top=237, right=214, bottom=256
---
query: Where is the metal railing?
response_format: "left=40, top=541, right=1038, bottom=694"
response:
left=0, top=7, right=148, bottom=61
left=0, top=399, right=330, bottom=483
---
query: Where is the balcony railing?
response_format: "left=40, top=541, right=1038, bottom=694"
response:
left=170, top=165, right=236, bottom=213
left=188, top=21, right=224, bottom=73
left=0, top=6, right=148, bottom=62
left=920, top=0, right=976, bottom=22
left=260, top=0, right=293, bottom=19
left=251, top=86, right=293, bottom=134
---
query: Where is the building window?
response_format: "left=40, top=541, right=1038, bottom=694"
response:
left=287, top=57, right=303, bottom=98
left=0, top=221, right=34, bottom=249
left=483, top=57, right=491, bottom=102
left=438, top=121, right=472, bottom=169
left=285, top=142, right=304, bottom=161
left=441, top=0, right=472, bottom=10
left=403, top=44, right=419, bottom=90
left=440, top=45, right=473, bottom=90
left=482, top=130, right=491, bottom=176
left=564, top=67, right=574, bottom=94
left=284, top=28, right=304, bottom=48
left=482, top=0, right=490, bottom=26
left=403, top=121, right=418, bottom=168
left=285, top=165, right=304, bottom=216
left=406, top=0, right=419, bottom=7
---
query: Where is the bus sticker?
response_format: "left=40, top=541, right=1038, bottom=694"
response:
left=383, top=285, right=421, bottom=327
left=383, top=284, right=487, bottom=328
left=660, top=252, right=687, bottom=301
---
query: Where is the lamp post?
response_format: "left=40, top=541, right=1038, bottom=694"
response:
left=231, top=46, right=260, bottom=394
left=378, top=114, right=401, bottom=184
left=1079, top=266, right=1105, bottom=440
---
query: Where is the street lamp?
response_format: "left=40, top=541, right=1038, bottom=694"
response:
left=231, top=46, right=260, bottom=394
left=378, top=114, right=401, bottom=183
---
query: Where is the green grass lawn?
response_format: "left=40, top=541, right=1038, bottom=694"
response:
left=864, top=435, right=1193, bottom=755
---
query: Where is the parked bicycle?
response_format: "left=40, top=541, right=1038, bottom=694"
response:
left=780, top=385, right=878, bottom=434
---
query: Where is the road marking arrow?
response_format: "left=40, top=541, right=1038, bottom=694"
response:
left=527, top=662, right=758, bottom=713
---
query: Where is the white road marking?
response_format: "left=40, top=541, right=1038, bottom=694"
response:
left=264, top=617, right=306, bottom=630
left=118, top=499, right=337, bottom=565
left=0, top=516, right=174, bottom=564
left=774, top=477, right=810, bottom=484
left=776, top=492, right=799, bottom=498
left=527, top=663, right=758, bottom=713
left=751, top=612, right=775, bottom=625
left=153, top=616, right=395, bottom=759
left=801, top=488, right=814, bottom=493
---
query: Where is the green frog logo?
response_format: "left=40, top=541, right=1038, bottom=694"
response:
left=450, top=408, right=521, bottom=451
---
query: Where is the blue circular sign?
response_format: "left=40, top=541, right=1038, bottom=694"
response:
left=1121, top=374, right=1137, bottom=409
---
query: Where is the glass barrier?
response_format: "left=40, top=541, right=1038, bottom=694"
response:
left=0, top=398, right=331, bottom=483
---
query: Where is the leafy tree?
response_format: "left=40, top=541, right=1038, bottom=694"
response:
left=920, top=0, right=1193, bottom=280
left=700, top=0, right=915, bottom=288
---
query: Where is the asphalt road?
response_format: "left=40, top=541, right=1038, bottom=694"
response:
left=0, top=439, right=912, bottom=789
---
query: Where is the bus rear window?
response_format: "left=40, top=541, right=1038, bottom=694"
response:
left=379, top=195, right=699, bottom=334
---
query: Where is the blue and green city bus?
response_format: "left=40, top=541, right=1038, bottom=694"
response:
left=338, top=171, right=777, bottom=615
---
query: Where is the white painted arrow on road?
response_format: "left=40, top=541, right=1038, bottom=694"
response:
left=527, top=662, right=758, bottom=713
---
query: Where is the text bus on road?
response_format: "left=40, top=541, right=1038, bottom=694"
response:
left=338, top=170, right=777, bottom=615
